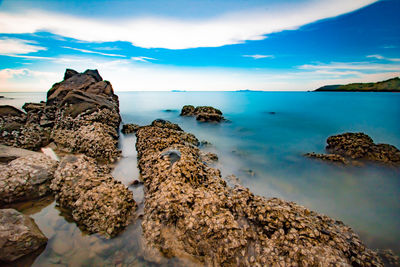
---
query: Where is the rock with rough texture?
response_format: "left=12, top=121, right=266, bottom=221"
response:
left=0, top=209, right=48, bottom=262
left=47, top=69, right=121, bottom=162
left=306, top=132, right=400, bottom=166
left=50, top=154, right=136, bottom=237
left=0, top=144, right=40, bottom=164
left=135, top=120, right=382, bottom=266
left=0, top=105, right=51, bottom=151
left=0, top=154, right=58, bottom=206
left=121, top=123, right=141, bottom=134
left=180, top=105, right=224, bottom=122
left=1, top=69, right=121, bottom=162
left=304, top=152, right=350, bottom=165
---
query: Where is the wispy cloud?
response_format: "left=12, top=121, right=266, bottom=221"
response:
left=131, top=56, right=157, bottom=62
left=62, top=46, right=126, bottom=57
left=0, top=0, right=377, bottom=49
left=0, top=38, right=46, bottom=55
left=299, top=62, right=400, bottom=71
left=243, top=54, right=274, bottom=59
left=366, top=54, right=400, bottom=62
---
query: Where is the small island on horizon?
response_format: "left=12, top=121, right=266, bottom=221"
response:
left=315, top=77, right=400, bottom=92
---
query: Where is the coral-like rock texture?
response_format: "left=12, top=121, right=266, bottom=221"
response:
left=306, top=132, right=400, bottom=166
left=0, top=154, right=58, bottom=206
left=50, top=154, right=136, bottom=237
left=180, top=105, right=224, bottom=122
left=121, top=123, right=141, bottom=134
left=0, top=209, right=48, bottom=262
left=1, top=69, right=121, bottom=162
left=136, top=120, right=382, bottom=266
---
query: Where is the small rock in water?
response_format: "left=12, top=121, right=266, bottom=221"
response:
left=121, top=123, right=141, bottom=134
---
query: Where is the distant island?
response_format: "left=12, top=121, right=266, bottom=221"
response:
left=315, top=77, right=400, bottom=92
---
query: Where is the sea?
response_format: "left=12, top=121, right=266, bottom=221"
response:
left=1, top=91, right=399, bottom=266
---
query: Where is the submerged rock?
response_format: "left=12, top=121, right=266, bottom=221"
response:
left=306, top=132, right=400, bottom=166
left=0, top=154, right=58, bottom=206
left=121, top=123, right=141, bottom=134
left=304, top=152, right=350, bottom=165
left=0, top=209, right=48, bottom=262
left=50, top=154, right=136, bottom=237
left=136, top=120, right=382, bottom=266
left=180, top=105, right=224, bottom=122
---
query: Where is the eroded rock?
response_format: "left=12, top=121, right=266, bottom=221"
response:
left=50, top=154, right=136, bottom=237
left=121, top=123, right=141, bottom=134
left=136, top=120, right=382, bottom=266
left=0, top=209, right=48, bottom=262
left=0, top=154, right=58, bottom=206
left=306, top=132, right=400, bottom=166
left=180, top=105, right=224, bottom=122
left=1, top=69, right=121, bottom=162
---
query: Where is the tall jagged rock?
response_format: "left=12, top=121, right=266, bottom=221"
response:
left=0, top=69, right=121, bottom=162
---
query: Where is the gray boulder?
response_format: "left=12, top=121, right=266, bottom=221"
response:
left=0, top=209, right=47, bottom=262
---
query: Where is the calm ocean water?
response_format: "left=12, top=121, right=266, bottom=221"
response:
left=1, top=91, right=400, bottom=265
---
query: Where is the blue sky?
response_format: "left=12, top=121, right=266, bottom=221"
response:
left=0, top=0, right=399, bottom=91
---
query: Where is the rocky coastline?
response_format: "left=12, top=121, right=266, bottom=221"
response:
left=0, top=69, right=135, bottom=262
left=0, top=69, right=398, bottom=265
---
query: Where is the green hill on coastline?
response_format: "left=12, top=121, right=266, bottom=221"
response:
left=315, top=77, right=400, bottom=92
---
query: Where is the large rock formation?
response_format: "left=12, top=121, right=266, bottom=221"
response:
left=0, top=154, right=58, bottom=206
left=0, top=209, right=48, bottom=262
left=50, top=154, right=136, bottom=237
left=136, top=120, right=382, bottom=266
left=1, top=69, right=121, bottom=162
left=306, top=132, right=400, bottom=166
left=180, top=105, right=224, bottom=122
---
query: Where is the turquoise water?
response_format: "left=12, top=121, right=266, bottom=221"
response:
left=120, top=91, right=400, bottom=254
left=1, top=91, right=400, bottom=265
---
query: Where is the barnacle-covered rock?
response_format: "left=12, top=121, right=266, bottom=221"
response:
left=0, top=153, right=58, bottom=206
left=50, top=154, right=136, bottom=237
left=306, top=132, right=400, bottom=166
left=121, top=123, right=141, bottom=134
left=180, top=105, right=224, bottom=122
left=136, top=120, right=383, bottom=266
left=1, top=69, right=121, bottom=163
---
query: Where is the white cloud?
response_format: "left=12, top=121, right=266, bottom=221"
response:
left=366, top=54, right=400, bottom=62
left=62, top=46, right=126, bottom=57
left=131, top=56, right=157, bottom=62
left=0, top=0, right=378, bottom=49
left=0, top=68, right=59, bottom=92
left=0, top=38, right=46, bottom=55
left=243, top=54, right=274, bottom=59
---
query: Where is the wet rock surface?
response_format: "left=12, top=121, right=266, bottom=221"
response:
left=180, top=105, right=224, bottom=122
left=0, top=208, right=48, bottom=262
left=1, top=69, right=121, bottom=163
left=50, top=154, right=136, bottom=237
left=121, top=123, right=141, bottom=134
left=136, top=120, right=382, bottom=266
left=306, top=132, right=400, bottom=166
left=304, top=152, right=350, bottom=165
left=0, top=154, right=58, bottom=206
